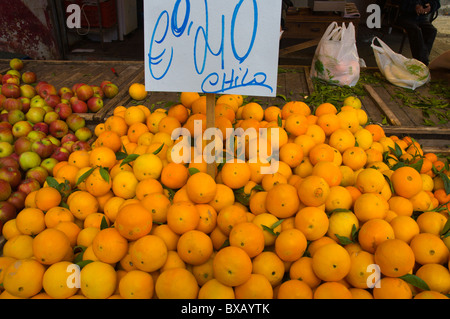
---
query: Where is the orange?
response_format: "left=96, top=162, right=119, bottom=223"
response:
left=131, top=234, right=168, bottom=272
left=195, top=204, right=217, bottom=234
left=309, top=143, right=334, bottom=165
left=68, top=191, right=99, bottom=220
left=389, top=215, right=420, bottom=244
left=139, top=192, right=171, bottom=224
left=414, top=291, right=449, bottom=299
left=160, top=162, right=189, bottom=190
left=234, top=273, right=273, bottom=299
left=95, top=123, right=106, bottom=137
left=314, top=102, right=337, bottom=117
left=176, top=230, right=213, bottom=266
left=281, top=101, right=310, bottom=118
left=92, top=227, right=128, bottom=264
left=208, top=183, right=235, bottom=213
left=2, top=234, right=34, bottom=260
left=345, top=250, right=376, bottom=289
left=216, top=204, right=248, bottom=236
left=284, top=114, right=308, bottom=137
left=105, top=115, right=128, bottom=137
left=409, top=233, right=449, bottom=265
left=32, top=228, right=71, bottom=265
left=3, top=259, right=46, bottom=298
left=279, top=142, right=304, bottom=168
left=220, top=161, right=251, bottom=190
left=252, top=251, right=285, bottom=287
left=241, top=102, right=264, bottom=121
left=289, top=256, right=321, bottom=289
left=296, top=175, right=330, bottom=207
left=329, top=128, right=355, bottom=153
left=42, top=261, right=79, bottom=299
left=180, top=92, right=201, bottom=108
left=355, top=167, right=386, bottom=194
left=311, top=243, right=351, bottom=281
left=264, top=106, right=282, bottom=122
left=294, top=206, right=329, bottom=241
left=1, top=220, right=21, bottom=241
left=416, top=211, right=447, bottom=236
left=127, top=122, right=149, bottom=143
left=358, top=218, right=395, bottom=254
left=191, top=95, right=207, bottom=115
left=84, top=212, right=110, bottom=229
left=158, top=116, right=181, bottom=135
left=115, top=203, right=153, bottom=241
left=265, top=183, right=300, bottom=219
left=85, top=167, right=112, bottom=197
left=229, top=222, right=265, bottom=258
left=252, top=213, right=282, bottom=246
left=277, top=279, right=313, bottom=299
left=15, top=207, right=45, bottom=236
left=129, top=83, right=148, bottom=101
left=213, top=246, right=252, bottom=287
left=132, top=153, right=163, bottom=181
left=190, top=252, right=214, bottom=285
left=54, top=164, right=79, bottom=188
left=155, top=267, right=199, bottom=299
left=166, top=201, right=200, bottom=235
left=415, top=263, right=450, bottom=295
left=77, top=227, right=100, bottom=248
left=135, top=177, right=163, bottom=200
left=53, top=221, right=81, bottom=247
left=80, top=261, right=117, bottom=299
left=168, top=103, right=189, bottom=124
left=261, top=172, right=288, bottom=191
left=146, top=111, right=167, bottom=133
left=342, top=146, right=368, bottom=171
left=89, top=146, right=117, bottom=170
left=95, top=130, right=122, bottom=154
left=353, top=193, right=388, bottom=222
left=390, top=166, right=423, bottom=198
left=372, top=277, right=412, bottom=299
left=388, top=196, right=414, bottom=217
left=274, top=228, right=307, bottom=262
left=312, top=160, right=342, bottom=187
left=68, top=150, right=91, bottom=169
left=317, top=113, right=340, bottom=136
left=185, top=172, right=217, bottom=204
left=151, top=224, right=180, bottom=251
left=34, top=187, right=61, bottom=212
left=198, top=278, right=235, bottom=299
left=365, top=124, right=385, bottom=142
left=325, top=185, right=353, bottom=212
left=313, top=281, right=352, bottom=299
left=374, top=239, right=415, bottom=277
left=119, top=270, right=154, bottom=299
left=124, top=106, right=146, bottom=126
left=248, top=191, right=268, bottom=215
left=160, top=250, right=186, bottom=273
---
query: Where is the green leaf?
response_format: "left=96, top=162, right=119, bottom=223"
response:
left=100, top=216, right=109, bottom=230
left=277, top=114, right=282, bottom=128
left=188, top=167, right=200, bottom=176
left=335, top=234, right=353, bottom=245
left=438, top=171, right=450, bottom=195
left=410, top=158, right=423, bottom=173
left=440, top=216, right=450, bottom=237
left=120, top=154, right=140, bottom=167
left=153, top=143, right=165, bottom=155
left=99, top=167, right=110, bottom=183
left=76, top=260, right=94, bottom=269
left=399, top=274, right=430, bottom=291
left=76, top=167, right=96, bottom=186
left=73, top=245, right=86, bottom=264
left=45, top=176, right=60, bottom=189
left=116, top=151, right=128, bottom=161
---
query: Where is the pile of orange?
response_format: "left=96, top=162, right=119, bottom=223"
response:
left=1, top=91, right=449, bottom=299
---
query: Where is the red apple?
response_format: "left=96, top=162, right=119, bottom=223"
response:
left=40, top=157, right=58, bottom=175
left=87, top=96, right=104, bottom=113
left=3, top=98, right=23, bottom=112
left=2, top=74, right=20, bottom=86
left=72, top=140, right=91, bottom=152
left=0, top=127, right=14, bottom=144
left=0, top=166, right=22, bottom=189
left=21, top=71, right=36, bottom=84
left=76, top=84, right=94, bottom=102
left=51, top=146, right=70, bottom=162
left=55, top=103, right=73, bottom=120
left=49, top=120, right=69, bottom=139
left=17, top=178, right=41, bottom=195
left=7, top=190, right=26, bottom=211
left=25, top=166, right=49, bottom=185
left=10, top=58, right=24, bottom=71
left=71, top=99, right=88, bottom=113
left=38, top=83, right=57, bottom=98
left=0, top=113, right=9, bottom=123
left=7, top=109, right=25, bottom=125
left=44, top=94, right=61, bottom=108
left=14, top=136, right=33, bottom=155
left=35, top=81, right=48, bottom=93
left=58, top=87, right=73, bottom=96
left=31, top=138, right=56, bottom=159
left=0, top=179, right=12, bottom=201
left=0, top=155, right=20, bottom=170
left=100, top=80, right=112, bottom=90
left=61, top=91, right=74, bottom=101
left=0, top=201, right=17, bottom=224
left=12, top=120, right=33, bottom=138
left=19, top=151, right=42, bottom=171
left=103, top=83, right=119, bottom=99
left=91, top=85, right=104, bottom=98
left=72, top=82, right=85, bottom=93
left=1, top=83, right=21, bottom=99
left=18, top=97, right=30, bottom=113
left=66, top=114, right=85, bottom=132
left=32, top=122, right=49, bottom=135
left=0, top=94, right=6, bottom=107
left=61, top=133, right=78, bottom=144
left=26, top=107, right=46, bottom=124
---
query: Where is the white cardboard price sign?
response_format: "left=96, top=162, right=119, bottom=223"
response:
left=144, top=0, right=282, bottom=97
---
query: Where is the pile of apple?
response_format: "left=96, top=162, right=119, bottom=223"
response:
left=0, top=58, right=118, bottom=231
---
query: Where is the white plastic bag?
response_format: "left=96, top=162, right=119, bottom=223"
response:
left=310, top=22, right=360, bottom=87
left=371, top=37, right=430, bottom=90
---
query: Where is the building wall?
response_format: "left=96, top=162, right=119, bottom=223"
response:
left=0, top=0, right=60, bottom=60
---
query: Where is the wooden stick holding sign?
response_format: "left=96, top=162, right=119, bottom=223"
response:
left=205, top=93, right=216, bottom=178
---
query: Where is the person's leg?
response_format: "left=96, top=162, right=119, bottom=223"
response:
left=398, top=17, right=429, bottom=64
left=418, top=20, right=437, bottom=61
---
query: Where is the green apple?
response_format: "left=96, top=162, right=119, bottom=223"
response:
left=19, top=151, right=42, bottom=171
left=0, top=141, right=14, bottom=158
